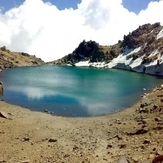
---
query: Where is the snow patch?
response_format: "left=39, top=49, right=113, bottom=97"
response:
left=148, top=50, right=158, bottom=58
left=75, top=61, right=108, bottom=68
left=157, top=29, right=163, bottom=40
left=108, top=47, right=141, bottom=69
left=130, top=57, right=143, bottom=69
left=89, top=62, right=106, bottom=68
left=75, top=61, right=90, bottom=67
left=145, top=50, right=159, bottom=67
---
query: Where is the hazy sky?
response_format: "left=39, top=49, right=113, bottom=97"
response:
left=0, top=0, right=162, bottom=61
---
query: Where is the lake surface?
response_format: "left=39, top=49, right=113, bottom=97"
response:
left=0, top=66, right=163, bottom=117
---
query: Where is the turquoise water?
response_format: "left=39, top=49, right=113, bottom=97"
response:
left=0, top=66, right=163, bottom=117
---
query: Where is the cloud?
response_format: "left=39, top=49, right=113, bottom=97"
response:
left=138, top=0, right=163, bottom=24
left=0, top=0, right=162, bottom=62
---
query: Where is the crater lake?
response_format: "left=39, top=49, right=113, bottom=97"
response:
left=0, top=66, right=163, bottom=117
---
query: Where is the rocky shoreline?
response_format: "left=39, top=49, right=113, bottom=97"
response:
left=0, top=83, right=163, bottom=162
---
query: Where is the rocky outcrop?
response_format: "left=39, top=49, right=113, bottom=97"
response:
left=49, top=40, right=121, bottom=65
left=50, top=22, right=163, bottom=76
left=121, top=22, right=161, bottom=49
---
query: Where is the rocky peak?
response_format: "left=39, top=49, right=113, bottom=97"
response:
left=122, top=22, right=163, bottom=63
left=121, top=22, right=162, bottom=49
left=50, top=40, right=121, bottom=65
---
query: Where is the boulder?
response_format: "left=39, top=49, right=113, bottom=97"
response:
left=152, top=155, right=163, bottom=163
left=0, top=111, right=9, bottom=119
left=117, top=156, right=129, bottom=163
left=48, top=138, right=58, bottom=143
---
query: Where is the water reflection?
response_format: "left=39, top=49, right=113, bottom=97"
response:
left=4, top=85, right=111, bottom=116
left=3, top=88, right=90, bottom=117
left=7, top=85, right=55, bottom=99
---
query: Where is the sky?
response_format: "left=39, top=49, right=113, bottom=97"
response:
left=0, top=0, right=162, bottom=62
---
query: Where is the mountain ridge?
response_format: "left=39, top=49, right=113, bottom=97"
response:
left=49, top=22, right=163, bottom=76
left=0, top=46, right=44, bottom=72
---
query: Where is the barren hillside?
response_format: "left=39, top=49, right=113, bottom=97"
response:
left=0, top=46, right=44, bottom=72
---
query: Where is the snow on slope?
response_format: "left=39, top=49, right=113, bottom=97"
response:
left=75, top=61, right=90, bottom=67
left=75, top=48, right=142, bottom=69
left=107, top=47, right=141, bottom=69
left=74, top=46, right=163, bottom=76
left=157, top=29, right=163, bottom=40
left=108, top=47, right=163, bottom=75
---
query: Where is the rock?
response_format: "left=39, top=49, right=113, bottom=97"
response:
left=73, top=145, right=79, bottom=151
left=134, top=116, right=146, bottom=124
left=148, top=154, right=155, bottom=160
left=106, top=144, right=113, bottom=149
left=119, top=144, right=127, bottom=149
left=22, top=137, right=30, bottom=142
left=0, top=81, right=3, bottom=96
left=127, top=128, right=148, bottom=136
left=150, top=105, right=161, bottom=113
left=157, top=121, right=163, bottom=125
left=0, top=111, right=9, bottom=119
left=153, top=126, right=163, bottom=130
left=154, top=105, right=159, bottom=109
left=44, top=109, right=52, bottom=114
left=132, top=157, right=139, bottom=162
left=21, top=160, right=30, bottom=163
left=136, top=128, right=148, bottom=134
left=155, top=117, right=162, bottom=122
left=152, top=155, right=163, bottom=163
left=116, top=135, right=122, bottom=140
left=157, top=94, right=163, bottom=97
left=108, top=135, right=122, bottom=140
left=117, top=156, right=129, bottom=163
left=143, top=139, right=150, bottom=144
left=114, top=119, right=122, bottom=124
left=140, top=103, right=147, bottom=108
left=44, top=109, right=48, bottom=113
left=48, top=138, right=58, bottom=143
left=64, top=154, right=70, bottom=158
left=139, top=107, right=149, bottom=113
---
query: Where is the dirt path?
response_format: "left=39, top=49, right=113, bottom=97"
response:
left=0, top=85, right=163, bottom=163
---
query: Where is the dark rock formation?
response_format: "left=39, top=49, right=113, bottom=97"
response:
left=49, top=40, right=121, bottom=65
